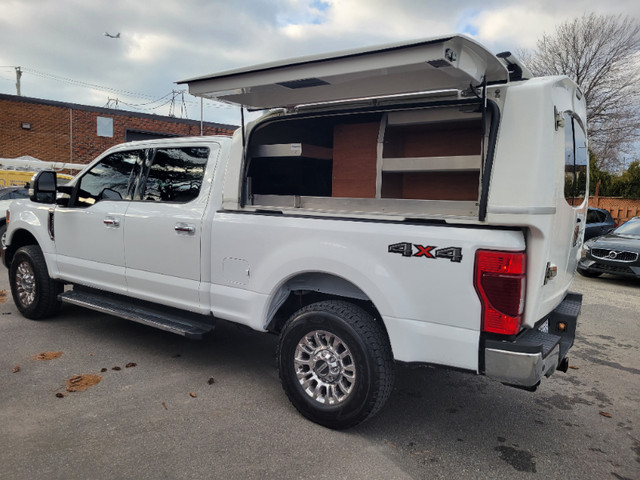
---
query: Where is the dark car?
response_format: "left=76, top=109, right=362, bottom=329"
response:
left=0, top=186, right=29, bottom=201
left=0, top=187, right=30, bottom=245
left=578, top=216, right=640, bottom=279
left=584, top=207, right=617, bottom=240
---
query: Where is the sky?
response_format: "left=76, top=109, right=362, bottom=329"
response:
left=1, top=0, right=639, bottom=127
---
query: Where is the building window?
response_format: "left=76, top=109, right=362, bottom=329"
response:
left=97, top=117, right=114, bottom=137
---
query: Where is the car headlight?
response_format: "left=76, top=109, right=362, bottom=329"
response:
left=581, top=241, right=593, bottom=258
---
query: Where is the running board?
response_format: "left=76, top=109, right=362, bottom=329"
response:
left=59, top=289, right=216, bottom=339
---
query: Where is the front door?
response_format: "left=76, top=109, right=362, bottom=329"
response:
left=54, top=149, right=145, bottom=293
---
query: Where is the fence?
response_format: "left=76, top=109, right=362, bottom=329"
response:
left=575, top=197, right=640, bottom=224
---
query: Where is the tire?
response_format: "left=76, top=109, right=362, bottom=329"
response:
left=0, top=222, right=6, bottom=247
left=277, top=300, right=394, bottom=429
left=578, top=268, right=602, bottom=278
left=9, top=245, right=62, bottom=319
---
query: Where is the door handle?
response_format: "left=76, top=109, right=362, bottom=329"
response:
left=103, top=216, right=120, bottom=228
left=174, top=223, right=195, bottom=235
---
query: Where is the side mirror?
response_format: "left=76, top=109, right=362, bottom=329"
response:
left=29, top=170, right=57, bottom=204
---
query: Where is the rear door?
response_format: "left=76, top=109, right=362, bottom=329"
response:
left=123, top=144, right=217, bottom=312
left=585, top=209, right=614, bottom=240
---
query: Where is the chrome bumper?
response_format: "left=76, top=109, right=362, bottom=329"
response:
left=483, top=292, right=581, bottom=388
left=485, top=344, right=559, bottom=387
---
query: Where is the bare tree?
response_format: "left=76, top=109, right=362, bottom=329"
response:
left=521, top=14, right=640, bottom=169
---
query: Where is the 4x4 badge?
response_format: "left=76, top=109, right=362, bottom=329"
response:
left=388, top=242, right=463, bottom=263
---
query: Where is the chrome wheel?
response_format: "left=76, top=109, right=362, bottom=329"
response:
left=9, top=245, right=62, bottom=319
left=15, top=260, right=37, bottom=307
left=279, top=301, right=394, bottom=428
left=294, top=330, right=356, bottom=405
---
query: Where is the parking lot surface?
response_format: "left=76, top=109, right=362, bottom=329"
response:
left=1, top=273, right=638, bottom=479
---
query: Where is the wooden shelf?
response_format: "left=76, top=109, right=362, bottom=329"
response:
left=382, top=155, right=481, bottom=172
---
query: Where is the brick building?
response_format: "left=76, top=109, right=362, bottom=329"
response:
left=0, top=93, right=237, bottom=165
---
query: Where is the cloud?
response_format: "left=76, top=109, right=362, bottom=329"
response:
left=1, top=0, right=639, bottom=126
left=126, top=33, right=178, bottom=63
left=467, top=5, right=558, bottom=50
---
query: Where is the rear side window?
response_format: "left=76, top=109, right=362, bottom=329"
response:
left=136, top=147, right=209, bottom=203
left=564, top=112, right=588, bottom=205
left=587, top=209, right=605, bottom=224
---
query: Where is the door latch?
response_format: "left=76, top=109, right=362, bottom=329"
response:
left=103, top=216, right=120, bottom=228
left=544, top=262, right=558, bottom=285
left=174, top=223, right=196, bottom=235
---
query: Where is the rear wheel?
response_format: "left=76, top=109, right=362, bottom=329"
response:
left=9, top=245, right=62, bottom=319
left=277, top=300, right=394, bottom=429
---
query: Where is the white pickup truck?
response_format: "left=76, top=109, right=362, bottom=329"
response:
left=3, top=35, right=586, bottom=429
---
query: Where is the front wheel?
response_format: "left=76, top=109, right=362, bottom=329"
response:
left=0, top=222, right=6, bottom=247
left=9, top=245, right=62, bottom=319
left=277, top=300, right=394, bottom=429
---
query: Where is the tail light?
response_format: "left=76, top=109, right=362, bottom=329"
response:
left=474, top=250, right=526, bottom=335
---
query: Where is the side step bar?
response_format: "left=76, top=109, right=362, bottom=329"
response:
left=59, top=288, right=216, bottom=339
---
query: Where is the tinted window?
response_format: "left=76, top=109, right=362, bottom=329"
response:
left=574, top=120, right=588, bottom=182
left=136, top=147, right=209, bottom=203
left=77, top=150, right=145, bottom=206
left=587, top=209, right=605, bottom=224
left=564, top=113, right=587, bottom=205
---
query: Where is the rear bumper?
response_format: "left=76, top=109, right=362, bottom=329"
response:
left=483, top=291, right=581, bottom=388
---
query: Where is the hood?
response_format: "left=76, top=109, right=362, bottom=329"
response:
left=590, top=233, right=640, bottom=251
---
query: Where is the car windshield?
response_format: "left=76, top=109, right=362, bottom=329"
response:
left=613, top=219, right=640, bottom=237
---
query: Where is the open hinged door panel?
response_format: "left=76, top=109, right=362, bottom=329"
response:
left=179, top=35, right=508, bottom=109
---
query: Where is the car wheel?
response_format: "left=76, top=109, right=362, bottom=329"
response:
left=277, top=300, right=394, bottom=429
left=578, top=268, right=602, bottom=278
left=0, top=222, right=6, bottom=247
left=9, top=245, right=63, bottom=319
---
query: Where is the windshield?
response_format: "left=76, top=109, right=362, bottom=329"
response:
left=613, top=218, right=640, bottom=236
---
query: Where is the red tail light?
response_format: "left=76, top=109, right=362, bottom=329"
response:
left=474, top=250, right=526, bottom=335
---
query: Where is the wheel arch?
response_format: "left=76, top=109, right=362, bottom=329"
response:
left=4, top=228, right=39, bottom=268
left=264, top=271, right=388, bottom=338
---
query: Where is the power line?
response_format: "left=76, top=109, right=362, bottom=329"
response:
left=117, top=91, right=173, bottom=107
left=22, top=66, right=161, bottom=100
left=2, top=65, right=238, bottom=119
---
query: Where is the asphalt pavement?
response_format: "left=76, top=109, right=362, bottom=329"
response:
left=0, top=272, right=638, bottom=479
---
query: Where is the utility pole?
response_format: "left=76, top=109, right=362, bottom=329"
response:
left=15, top=66, right=22, bottom=96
